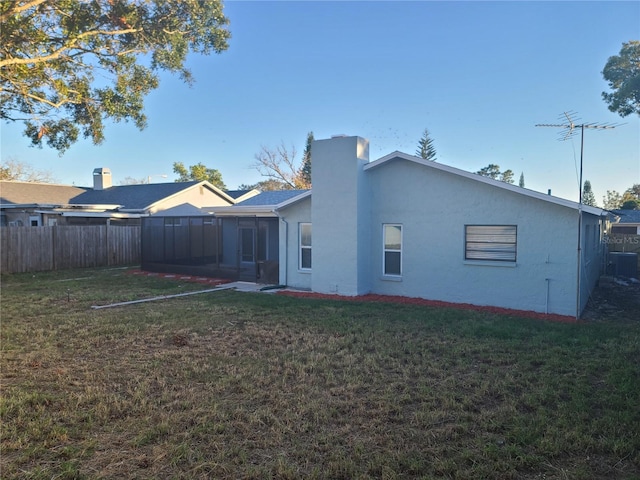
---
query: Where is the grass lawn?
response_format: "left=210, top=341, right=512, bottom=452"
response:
left=1, top=267, right=639, bottom=479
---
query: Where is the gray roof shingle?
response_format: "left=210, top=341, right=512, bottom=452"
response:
left=0, top=180, right=202, bottom=211
left=72, top=182, right=201, bottom=209
left=0, top=181, right=88, bottom=205
left=235, top=190, right=309, bottom=206
left=613, top=209, right=640, bottom=224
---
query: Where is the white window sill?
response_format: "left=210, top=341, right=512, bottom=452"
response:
left=298, top=269, right=312, bottom=274
left=381, top=275, right=402, bottom=282
left=464, top=260, right=517, bottom=268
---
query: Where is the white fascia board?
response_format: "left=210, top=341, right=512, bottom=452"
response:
left=232, top=189, right=261, bottom=203
left=0, top=203, right=43, bottom=209
left=206, top=191, right=312, bottom=217
left=364, top=151, right=606, bottom=217
left=58, top=211, right=145, bottom=218
left=208, top=206, right=278, bottom=217
left=1, top=203, right=121, bottom=210
left=275, top=190, right=312, bottom=209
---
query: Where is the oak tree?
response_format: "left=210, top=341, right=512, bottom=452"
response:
left=173, top=161, right=225, bottom=190
left=601, top=40, right=640, bottom=117
left=1, top=0, right=230, bottom=153
left=476, top=164, right=514, bottom=184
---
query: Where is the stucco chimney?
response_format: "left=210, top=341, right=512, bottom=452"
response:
left=93, top=168, right=112, bottom=190
left=311, top=135, right=370, bottom=296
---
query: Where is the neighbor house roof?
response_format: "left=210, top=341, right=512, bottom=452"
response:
left=612, top=209, right=640, bottom=224
left=0, top=181, right=90, bottom=206
left=0, top=180, right=237, bottom=213
left=235, top=190, right=310, bottom=206
left=208, top=190, right=310, bottom=216
left=364, top=151, right=606, bottom=217
left=224, top=189, right=260, bottom=203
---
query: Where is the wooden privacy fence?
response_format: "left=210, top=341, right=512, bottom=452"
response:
left=0, top=225, right=141, bottom=274
left=607, top=234, right=640, bottom=254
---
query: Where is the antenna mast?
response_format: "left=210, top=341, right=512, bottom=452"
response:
left=535, top=112, right=618, bottom=320
left=535, top=111, right=618, bottom=203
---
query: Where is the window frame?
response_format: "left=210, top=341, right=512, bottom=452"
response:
left=383, top=223, right=403, bottom=277
left=299, top=222, right=312, bottom=271
left=464, top=225, right=517, bottom=263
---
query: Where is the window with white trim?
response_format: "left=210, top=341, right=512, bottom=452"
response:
left=383, top=224, right=402, bottom=276
left=465, top=225, right=517, bottom=262
left=299, top=223, right=312, bottom=270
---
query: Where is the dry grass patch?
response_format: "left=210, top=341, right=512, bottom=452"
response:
left=1, top=267, right=639, bottom=479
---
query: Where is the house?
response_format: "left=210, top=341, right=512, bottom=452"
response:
left=0, top=168, right=256, bottom=226
left=144, top=135, right=606, bottom=318
left=141, top=189, right=308, bottom=283
left=610, top=209, right=640, bottom=234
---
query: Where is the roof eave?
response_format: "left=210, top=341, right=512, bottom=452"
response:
left=275, top=190, right=312, bottom=209
left=208, top=205, right=279, bottom=217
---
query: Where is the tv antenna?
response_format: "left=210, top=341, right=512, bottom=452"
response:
left=535, top=111, right=618, bottom=204
left=535, top=111, right=618, bottom=319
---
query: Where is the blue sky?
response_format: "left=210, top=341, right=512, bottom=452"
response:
left=1, top=0, right=639, bottom=204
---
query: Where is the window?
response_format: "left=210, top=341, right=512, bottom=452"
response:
left=299, top=223, right=312, bottom=270
left=383, top=224, right=402, bottom=276
left=465, top=225, right=517, bottom=262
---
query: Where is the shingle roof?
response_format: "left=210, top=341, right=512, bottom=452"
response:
left=72, top=182, right=201, bottom=210
left=612, top=209, right=640, bottom=224
left=0, top=180, right=203, bottom=211
left=235, top=190, right=309, bottom=206
left=225, top=189, right=254, bottom=200
left=0, top=181, right=89, bottom=205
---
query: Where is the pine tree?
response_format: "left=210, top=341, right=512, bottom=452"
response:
left=300, top=131, right=314, bottom=187
left=582, top=180, right=597, bottom=207
left=416, top=128, right=437, bottom=161
left=518, top=172, right=525, bottom=188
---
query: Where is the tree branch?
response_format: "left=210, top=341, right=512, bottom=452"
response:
left=0, top=27, right=139, bottom=68
left=0, top=0, right=49, bottom=24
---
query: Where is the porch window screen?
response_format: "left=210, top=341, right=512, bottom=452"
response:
left=299, top=223, right=312, bottom=270
left=383, top=224, right=402, bottom=276
left=465, top=225, right=517, bottom=262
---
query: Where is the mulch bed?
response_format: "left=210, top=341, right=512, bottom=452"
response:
left=278, top=290, right=578, bottom=324
left=126, top=268, right=581, bottom=323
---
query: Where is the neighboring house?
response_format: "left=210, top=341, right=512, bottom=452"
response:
left=0, top=168, right=256, bottom=226
left=144, top=135, right=606, bottom=318
left=610, top=210, right=640, bottom=234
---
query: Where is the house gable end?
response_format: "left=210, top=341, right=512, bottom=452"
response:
left=364, top=152, right=605, bottom=217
